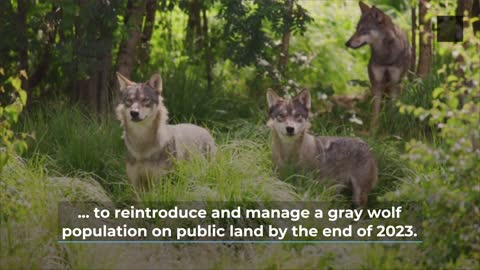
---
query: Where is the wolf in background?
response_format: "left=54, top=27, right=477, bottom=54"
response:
left=116, top=72, right=216, bottom=191
left=346, top=1, right=411, bottom=130
left=266, top=89, right=378, bottom=208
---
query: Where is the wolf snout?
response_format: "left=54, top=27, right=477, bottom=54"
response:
left=130, top=110, right=140, bottom=120
left=345, top=39, right=359, bottom=48
left=286, top=126, right=295, bottom=136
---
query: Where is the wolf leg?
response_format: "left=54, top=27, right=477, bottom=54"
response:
left=352, top=158, right=377, bottom=208
left=370, top=84, right=383, bottom=132
left=388, top=83, right=402, bottom=100
left=352, top=179, right=369, bottom=209
left=127, top=164, right=147, bottom=192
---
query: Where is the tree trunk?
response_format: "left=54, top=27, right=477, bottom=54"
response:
left=410, top=6, right=417, bottom=76
left=456, top=0, right=473, bottom=19
left=456, top=0, right=474, bottom=107
left=185, top=0, right=202, bottom=52
left=417, top=0, right=432, bottom=78
left=28, top=6, right=60, bottom=90
left=0, top=1, right=14, bottom=73
left=473, top=0, right=480, bottom=34
left=139, top=0, right=158, bottom=63
left=73, top=0, right=116, bottom=114
left=202, top=7, right=212, bottom=91
left=17, top=0, right=29, bottom=90
left=278, top=0, right=294, bottom=72
left=117, top=0, right=146, bottom=78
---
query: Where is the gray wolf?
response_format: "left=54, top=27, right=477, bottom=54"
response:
left=116, top=72, right=216, bottom=191
left=266, top=89, right=378, bottom=208
left=346, top=1, right=411, bottom=130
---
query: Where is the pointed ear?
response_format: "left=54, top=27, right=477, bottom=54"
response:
left=147, top=73, right=163, bottom=94
left=266, top=89, right=281, bottom=108
left=116, top=72, right=133, bottom=92
left=359, top=1, right=370, bottom=14
left=295, top=89, right=311, bottom=110
left=371, top=6, right=385, bottom=23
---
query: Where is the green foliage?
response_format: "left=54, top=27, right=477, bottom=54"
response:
left=18, top=105, right=128, bottom=200
left=217, top=0, right=312, bottom=66
left=2, top=1, right=479, bottom=269
left=160, top=62, right=258, bottom=125
left=0, top=69, right=28, bottom=171
left=290, top=1, right=370, bottom=94
left=0, top=155, right=113, bottom=269
left=141, top=138, right=297, bottom=203
left=383, top=24, right=480, bottom=268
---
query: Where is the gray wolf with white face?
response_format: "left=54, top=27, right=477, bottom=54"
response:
left=116, top=72, right=216, bottom=191
left=346, top=1, right=411, bottom=130
left=266, top=89, right=378, bottom=208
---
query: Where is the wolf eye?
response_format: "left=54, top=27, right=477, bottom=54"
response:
left=124, top=99, right=133, bottom=107
left=295, top=114, right=304, bottom=122
left=358, top=29, right=367, bottom=35
left=276, top=114, right=286, bottom=122
left=142, top=99, right=151, bottom=106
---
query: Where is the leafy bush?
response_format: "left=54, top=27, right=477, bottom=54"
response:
left=383, top=25, right=480, bottom=268
left=0, top=69, right=28, bottom=171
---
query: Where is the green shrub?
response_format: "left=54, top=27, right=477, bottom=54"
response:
left=382, top=25, right=480, bottom=268
left=0, top=69, right=28, bottom=171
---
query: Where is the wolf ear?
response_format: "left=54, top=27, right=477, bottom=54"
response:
left=370, top=6, right=386, bottom=23
left=266, top=89, right=281, bottom=108
left=116, top=72, right=133, bottom=92
left=148, top=73, right=163, bottom=94
left=295, top=89, right=311, bottom=110
left=359, top=1, right=370, bottom=14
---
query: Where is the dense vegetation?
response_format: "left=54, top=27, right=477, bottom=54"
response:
left=1, top=0, right=479, bottom=269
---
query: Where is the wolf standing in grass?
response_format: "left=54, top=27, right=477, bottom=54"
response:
left=346, top=1, right=411, bottom=130
left=266, top=89, right=378, bottom=208
left=116, top=72, right=216, bottom=191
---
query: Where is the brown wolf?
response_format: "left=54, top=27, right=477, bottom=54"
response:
left=346, top=1, right=411, bottom=130
left=266, top=89, right=378, bottom=208
left=116, top=72, right=216, bottom=191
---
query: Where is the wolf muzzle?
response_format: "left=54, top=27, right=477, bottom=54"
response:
left=286, top=126, right=295, bottom=136
left=130, top=110, right=142, bottom=122
left=345, top=39, right=366, bottom=49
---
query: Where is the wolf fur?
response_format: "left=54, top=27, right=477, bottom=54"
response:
left=346, top=1, right=411, bottom=130
left=266, top=89, right=378, bottom=208
left=116, top=72, right=216, bottom=191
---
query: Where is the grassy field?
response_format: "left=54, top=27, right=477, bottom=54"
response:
left=2, top=0, right=479, bottom=269
left=3, top=71, right=478, bottom=269
left=1, top=85, right=426, bottom=269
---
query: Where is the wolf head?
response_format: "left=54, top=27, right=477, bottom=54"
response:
left=116, top=72, right=165, bottom=124
left=266, top=89, right=312, bottom=139
left=345, top=1, right=392, bottom=49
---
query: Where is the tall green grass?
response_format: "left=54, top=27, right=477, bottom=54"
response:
left=0, top=153, right=420, bottom=270
left=5, top=85, right=432, bottom=270
left=16, top=102, right=412, bottom=208
left=18, top=106, right=129, bottom=200
left=0, top=156, right=112, bottom=269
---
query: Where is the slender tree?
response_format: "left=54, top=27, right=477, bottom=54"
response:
left=410, top=5, right=417, bottom=75
left=417, top=0, right=432, bottom=78
left=28, top=6, right=60, bottom=91
left=473, top=0, right=480, bottom=34
left=202, top=7, right=213, bottom=91
left=117, top=0, right=147, bottom=79
left=455, top=0, right=474, bottom=106
left=73, top=0, right=118, bottom=113
left=278, top=0, right=294, bottom=72
left=456, top=0, right=473, bottom=20
left=185, top=0, right=203, bottom=52
left=139, top=0, right=159, bottom=63
left=17, top=0, right=29, bottom=90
